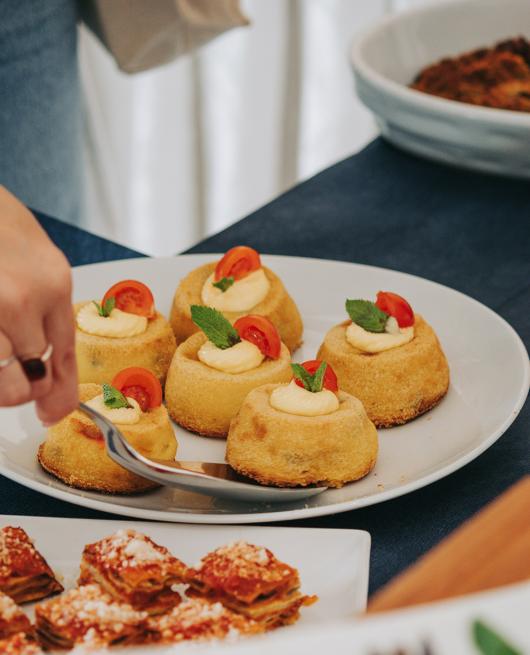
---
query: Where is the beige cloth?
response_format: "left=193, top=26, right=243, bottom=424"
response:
left=81, top=0, right=249, bottom=74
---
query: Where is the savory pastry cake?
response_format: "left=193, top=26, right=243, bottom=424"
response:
left=0, top=633, right=42, bottom=655
left=412, top=37, right=530, bottom=112
left=169, top=246, right=303, bottom=352
left=78, top=530, right=188, bottom=614
left=186, top=541, right=317, bottom=629
left=0, top=592, right=32, bottom=639
left=226, top=361, right=378, bottom=487
left=0, top=527, right=63, bottom=604
left=147, top=598, right=262, bottom=643
left=165, top=308, right=292, bottom=437
left=317, top=292, right=450, bottom=427
left=34, top=584, right=147, bottom=650
left=38, top=368, right=177, bottom=493
left=75, top=279, right=176, bottom=384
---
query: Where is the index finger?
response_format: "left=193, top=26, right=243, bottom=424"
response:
left=36, top=302, right=78, bottom=425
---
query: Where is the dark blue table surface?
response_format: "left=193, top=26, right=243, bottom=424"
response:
left=4, top=139, right=529, bottom=595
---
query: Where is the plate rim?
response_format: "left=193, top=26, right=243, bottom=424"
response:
left=0, top=254, right=528, bottom=524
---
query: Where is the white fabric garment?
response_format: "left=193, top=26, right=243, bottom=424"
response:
left=80, top=0, right=435, bottom=256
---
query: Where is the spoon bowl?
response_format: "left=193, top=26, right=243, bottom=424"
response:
left=79, top=403, right=327, bottom=504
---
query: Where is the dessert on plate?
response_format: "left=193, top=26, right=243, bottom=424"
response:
left=169, top=246, right=303, bottom=352
left=317, top=291, right=450, bottom=427
left=186, top=541, right=317, bottom=629
left=75, top=279, right=176, bottom=384
left=165, top=307, right=292, bottom=437
left=38, top=367, right=177, bottom=493
left=0, top=526, right=63, bottom=603
left=226, top=361, right=378, bottom=487
left=34, top=584, right=147, bottom=650
left=78, top=529, right=188, bottom=614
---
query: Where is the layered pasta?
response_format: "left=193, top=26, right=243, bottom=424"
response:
left=78, top=530, right=188, bottom=614
left=0, top=527, right=63, bottom=604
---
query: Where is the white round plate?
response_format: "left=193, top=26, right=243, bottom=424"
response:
left=0, top=255, right=527, bottom=524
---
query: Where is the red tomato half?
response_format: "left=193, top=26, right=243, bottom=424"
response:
left=111, top=367, right=162, bottom=411
left=102, top=280, right=155, bottom=318
left=375, top=291, right=414, bottom=328
left=294, top=360, right=339, bottom=392
left=233, top=315, right=281, bottom=359
left=214, top=246, right=261, bottom=282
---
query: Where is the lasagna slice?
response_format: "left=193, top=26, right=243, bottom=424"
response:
left=78, top=529, right=188, bottom=614
left=0, top=527, right=63, bottom=604
left=147, top=598, right=262, bottom=644
left=186, top=541, right=317, bottom=628
left=0, top=592, right=32, bottom=640
left=0, top=633, right=42, bottom=655
left=34, top=584, right=147, bottom=650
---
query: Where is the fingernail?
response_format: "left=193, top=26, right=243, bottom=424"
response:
left=41, top=420, right=55, bottom=428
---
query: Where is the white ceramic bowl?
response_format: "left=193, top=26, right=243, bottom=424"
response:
left=351, top=0, right=530, bottom=178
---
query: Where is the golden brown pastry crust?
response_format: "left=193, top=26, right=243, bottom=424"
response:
left=168, top=263, right=303, bottom=353
left=165, top=333, right=292, bottom=438
left=317, top=314, right=450, bottom=427
left=74, top=304, right=176, bottom=385
left=226, top=384, right=378, bottom=488
left=38, top=384, right=177, bottom=494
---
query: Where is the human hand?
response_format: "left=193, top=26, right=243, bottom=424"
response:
left=0, top=187, right=78, bottom=424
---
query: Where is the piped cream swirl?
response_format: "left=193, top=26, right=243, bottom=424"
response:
left=201, top=269, right=270, bottom=312
left=345, top=321, right=414, bottom=353
left=76, top=302, right=148, bottom=338
left=85, top=395, right=141, bottom=425
left=197, top=340, right=264, bottom=374
left=270, top=380, right=339, bottom=416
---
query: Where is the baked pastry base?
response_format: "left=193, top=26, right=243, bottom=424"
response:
left=226, top=384, right=378, bottom=487
left=74, top=304, right=176, bottom=385
left=38, top=384, right=177, bottom=494
left=317, top=315, right=450, bottom=427
left=165, top=332, right=292, bottom=437
left=168, top=263, right=303, bottom=353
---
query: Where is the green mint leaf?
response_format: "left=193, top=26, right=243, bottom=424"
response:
left=103, top=296, right=116, bottom=316
left=290, top=364, right=314, bottom=391
left=311, top=361, right=328, bottom=393
left=190, top=305, right=241, bottom=350
left=102, top=383, right=131, bottom=410
left=93, top=297, right=115, bottom=318
left=345, top=299, right=388, bottom=333
left=473, top=620, right=522, bottom=655
left=212, top=276, right=235, bottom=292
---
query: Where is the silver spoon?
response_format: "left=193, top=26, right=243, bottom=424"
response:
left=79, top=403, right=327, bottom=504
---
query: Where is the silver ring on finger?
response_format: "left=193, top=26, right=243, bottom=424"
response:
left=0, top=353, right=16, bottom=370
left=18, top=343, right=54, bottom=382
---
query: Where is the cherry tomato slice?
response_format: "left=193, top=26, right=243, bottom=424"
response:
left=294, top=359, right=339, bottom=392
left=214, top=246, right=261, bottom=282
left=375, top=291, right=414, bottom=328
left=111, top=367, right=162, bottom=410
left=102, top=280, right=155, bottom=318
left=233, top=315, right=281, bottom=359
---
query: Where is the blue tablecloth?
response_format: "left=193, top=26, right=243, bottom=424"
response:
left=3, top=139, right=529, bottom=595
